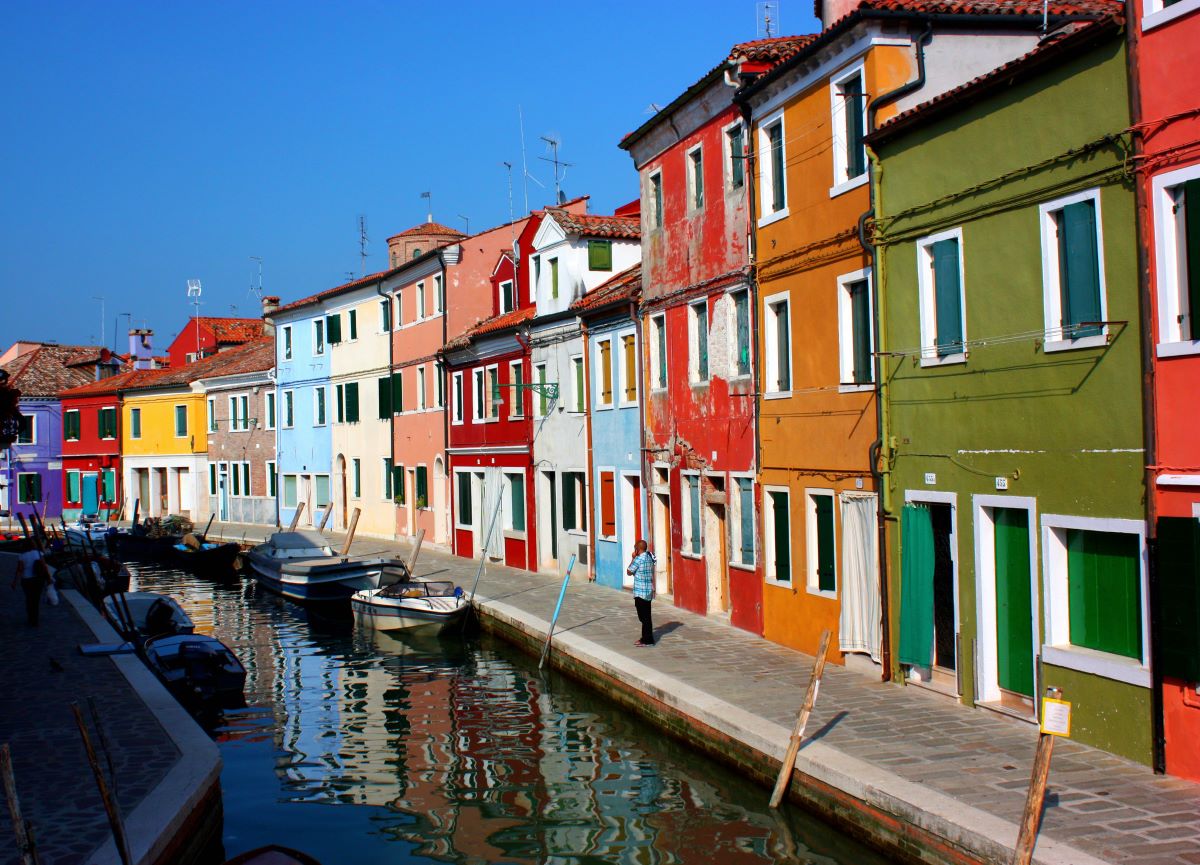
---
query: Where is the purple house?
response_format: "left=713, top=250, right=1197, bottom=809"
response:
left=0, top=343, right=121, bottom=521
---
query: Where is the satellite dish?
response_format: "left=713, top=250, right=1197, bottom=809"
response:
left=187, top=279, right=202, bottom=297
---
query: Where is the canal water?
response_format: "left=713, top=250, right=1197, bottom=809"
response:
left=127, top=563, right=895, bottom=865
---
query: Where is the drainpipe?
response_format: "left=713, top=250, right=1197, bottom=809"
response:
left=375, top=279, right=396, bottom=539
left=581, top=315, right=598, bottom=581
left=738, top=99, right=764, bottom=479
left=861, top=22, right=932, bottom=682
left=1123, top=4, right=1164, bottom=775
left=631, top=298, right=649, bottom=551
left=441, top=260, right=451, bottom=546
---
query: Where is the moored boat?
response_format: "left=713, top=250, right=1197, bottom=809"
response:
left=352, top=579, right=469, bottom=632
left=243, top=530, right=402, bottom=602
left=102, top=591, right=195, bottom=642
left=170, top=538, right=242, bottom=576
left=221, top=845, right=323, bottom=865
left=144, top=633, right=246, bottom=708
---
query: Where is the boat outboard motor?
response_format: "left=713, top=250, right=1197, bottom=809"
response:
left=144, top=598, right=177, bottom=638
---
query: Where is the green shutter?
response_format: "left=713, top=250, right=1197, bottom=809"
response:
left=67, top=471, right=80, bottom=502
left=735, top=292, right=750, bottom=376
left=770, top=123, right=785, bottom=212
left=1154, top=516, right=1200, bottom=681
left=348, top=309, right=357, bottom=340
left=562, top=474, right=576, bottom=531
left=844, top=75, right=866, bottom=179
left=931, top=239, right=963, bottom=356
left=326, top=314, right=342, bottom=344
left=103, top=469, right=116, bottom=502
left=510, top=476, right=525, bottom=531
left=898, top=505, right=935, bottom=667
left=656, top=319, right=667, bottom=387
left=994, top=508, right=1034, bottom=697
left=378, top=376, right=391, bottom=418
left=695, top=305, right=708, bottom=380
left=1067, top=529, right=1141, bottom=659
left=776, top=302, right=791, bottom=390
left=131, top=409, right=141, bottom=439
left=771, top=491, right=790, bottom=581
left=730, top=126, right=744, bottom=188
left=653, top=176, right=663, bottom=228
left=391, top=372, right=403, bottom=414
left=816, top=495, right=836, bottom=592
left=345, top=382, right=360, bottom=423
left=394, top=465, right=405, bottom=504
left=588, top=240, right=613, bottom=271
left=738, top=478, right=754, bottom=564
left=334, top=385, right=343, bottom=423
left=415, top=466, right=427, bottom=505
left=1057, top=200, right=1103, bottom=338
left=65, top=411, right=78, bottom=440
left=850, top=280, right=872, bottom=384
left=380, top=299, right=391, bottom=331
left=209, top=463, right=217, bottom=494
left=688, top=476, right=701, bottom=555
left=1182, top=180, right=1200, bottom=340
left=693, top=151, right=704, bottom=208
left=457, top=473, right=472, bottom=524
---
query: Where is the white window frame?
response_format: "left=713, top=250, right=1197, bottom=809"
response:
left=282, top=389, right=295, bottom=428
left=723, top=119, right=745, bottom=192
left=727, top=289, right=753, bottom=381
left=416, top=365, right=427, bottom=411
left=617, top=328, right=639, bottom=407
left=508, top=360, right=525, bottom=418
left=680, top=470, right=702, bottom=559
left=648, top=170, right=664, bottom=230
left=805, top=488, right=838, bottom=598
left=265, top=461, right=277, bottom=498
left=569, top=355, right=585, bottom=412
left=530, top=255, right=542, bottom=302
left=64, top=408, right=80, bottom=441
left=282, top=473, right=299, bottom=508
left=686, top=143, right=704, bottom=213
left=379, top=298, right=391, bottom=332
left=16, top=472, right=40, bottom=503
left=434, top=274, right=444, bottom=314
left=503, top=469, right=528, bottom=536
left=312, top=318, right=325, bottom=355
left=1142, top=0, right=1200, bottom=30
left=1039, top=188, right=1109, bottom=352
left=383, top=458, right=394, bottom=501
left=264, top=391, right=276, bottom=430
left=314, top=385, right=328, bottom=427
left=1152, top=161, right=1200, bottom=356
left=500, top=279, right=515, bottom=314
left=282, top=325, right=293, bottom=360
left=916, top=227, right=968, bottom=366
left=452, top=371, right=464, bottom=425
left=688, top=300, right=709, bottom=384
left=434, top=361, right=444, bottom=408
left=129, top=407, right=142, bottom=439
left=416, top=281, right=427, bottom=320
left=351, top=457, right=361, bottom=498
left=471, top=368, right=486, bottom=422
left=228, top=393, right=250, bottom=432
left=1040, top=513, right=1150, bottom=688
left=485, top=364, right=500, bottom=421
left=453, top=469, right=474, bottom=530
left=757, top=110, right=788, bottom=227
left=207, top=398, right=218, bottom=432
left=595, top=337, right=614, bottom=409
left=729, top=473, right=756, bottom=570
left=98, top=406, right=117, bottom=441
left=829, top=61, right=869, bottom=198
left=836, top=268, right=875, bottom=391
left=763, top=290, right=793, bottom=398
left=173, top=404, right=189, bottom=438
left=533, top=363, right=549, bottom=418
left=395, top=288, right=405, bottom=327
left=764, top=485, right=791, bottom=586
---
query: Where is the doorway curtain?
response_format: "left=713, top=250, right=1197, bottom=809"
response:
left=898, top=503, right=935, bottom=667
left=839, top=493, right=881, bottom=661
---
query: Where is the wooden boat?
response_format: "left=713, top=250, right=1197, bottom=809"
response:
left=102, top=591, right=195, bottom=642
left=170, top=539, right=242, bottom=575
left=107, top=529, right=181, bottom=561
left=222, top=845, right=323, bottom=865
left=244, top=530, right=402, bottom=603
left=144, top=633, right=246, bottom=708
left=352, top=579, right=469, bottom=632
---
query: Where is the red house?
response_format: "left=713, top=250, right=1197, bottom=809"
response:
left=1133, top=0, right=1200, bottom=781
left=59, top=368, right=138, bottom=521
left=167, top=317, right=263, bottom=367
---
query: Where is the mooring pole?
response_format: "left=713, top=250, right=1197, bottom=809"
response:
left=340, top=508, right=362, bottom=556
left=288, top=501, right=305, bottom=532
left=770, top=628, right=832, bottom=808
left=539, top=554, right=577, bottom=670
left=406, top=528, right=426, bottom=576
left=1, top=743, right=38, bottom=865
left=1013, top=687, right=1065, bottom=865
left=72, top=703, right=131, bottom=865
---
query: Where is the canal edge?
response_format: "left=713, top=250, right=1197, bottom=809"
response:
left=473, top=597, right=1113, bottom=865
left=65, top=589, right=223, bottom=865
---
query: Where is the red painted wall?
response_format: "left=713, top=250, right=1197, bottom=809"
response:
left=61, top=392, right=122, bottom=515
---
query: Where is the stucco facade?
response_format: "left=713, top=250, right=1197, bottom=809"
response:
left=121, top=385, right=208, bottom=519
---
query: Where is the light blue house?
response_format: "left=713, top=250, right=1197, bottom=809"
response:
left=266, top=292, right=334, bottom=528
left=573, top=265, right=645, bottom=589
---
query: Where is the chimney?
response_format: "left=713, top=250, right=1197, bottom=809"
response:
left=261, top=295, right=280, bottom=336
left=129, top=329, right=154, bottom=371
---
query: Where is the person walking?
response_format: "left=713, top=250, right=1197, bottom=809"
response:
left=11, top=543, right=48, bottom=626
left=627, top=539, right=656, bottom=647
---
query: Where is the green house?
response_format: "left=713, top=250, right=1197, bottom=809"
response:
left=869, top=21, right=1151, bottom=763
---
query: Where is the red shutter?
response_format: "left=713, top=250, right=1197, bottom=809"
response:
left=601, top=472, right=616, bottom=537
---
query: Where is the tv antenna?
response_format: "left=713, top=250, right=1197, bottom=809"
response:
left=249, top=256, right=264, bottom=300
left=420, top=191, right=432, bottom=223
left=358, top=216, right=369, bottom=277
left=538, top=135, right=574, bottom=205
left=92, top=296, right=105, bottom=347
left=757, top=1, right=779, bottom=38
left=187, top=279, right=203, bottom=359
left=518, top=106, right=530, bottom=214
left=458, top=214, right=470, bottom=235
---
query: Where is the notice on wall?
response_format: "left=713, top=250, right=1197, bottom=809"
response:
left=1040, top=697, right=1072, bottom=737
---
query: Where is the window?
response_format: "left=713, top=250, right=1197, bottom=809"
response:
left=486, top=365, right=500, bottom=420
left=326, top=312, right=342, bottom=345
left=394, top=464, right=407, bottom=505
left=731, top=290, right=751, bottom=378
left=687, top=145, right=704, bottom=211
left=726, top=122, right=745, bottom=190
left=16, top=414, right=34, bottom=445
left=313, top=318, right=325, bottom=355
left=509, top=360, right=525, bottom=417
left=765, top=487, right=791, bottom=583
left=209, top=463, right=218, bottom=495
left=1153, top=167, right=1200, bottom=350
left=917, top=229, right=967, bottom=364
left=1043, top=516, right=1148, bottom=686
left=383, top=458, right=395, bottom=500
left=472, top=368, right=486, bottom=422
left=730, top=476, right=755, bottom=567
left=456, top=471, right=473, bottom=526
left=620, top=333, right=638, bottom=404
left=17, top=472, right=41, bottom=504
left=650, top=171, right=664, bottom=229
left=682, top=473, right=701, bottom=556
left=282, top=474, right=298, bottom=508
left=806, top=490, right=837, bottom=595
left=571, top=355, right=585, bottom=412
left=396, top=289, right=405, bottom=327
left=102, top=468, right=116, bottom=503
left=1040, top=190, right=1107, bottom=350
left=417, top=281, right=426, bottom=319
left=764, top=293, right=792, bottom=394
left=64, top=409, right=81, bottom=441
left=67, top=470, right=80, bottom=503
left=264, top=392, right=276, bottom=430
left=837, top=271, right=874, bottom=387
left=550, top=258, right=559, bottom=300
left=599, top=470, right=617, bottom=538
left=350, top=458, right=361, bottom=498
left=282, top=325, right=293, bottom=360
left=266, top=461, right=277, bottom=498
left=650, top=314, right=667, bottom=390
left=532, top=255, right=541, bottom=300
left=174, top=404, right=188, bottom=437
left=452, top=371, right=464, bottom=423
left=231, top=462, right=251, bottom=497
left=434, top=274, right=444, bottom=313
left=130, top=407, right=142, bottom=439
left=379, top=298, right=392, bottom=332
left=561, top=472, right=587, bottom=533
left=282, top=390, right=295, bottom=428
left=831, top=67, right=867, bottom=189
left=315, top=386, right=327, bottom=426
left=760, top=116, right=786, bottom=219
left=588, top=240, right=613, bottom=272
left=348, top=309, right=357, bottom=340
left=415, top=465, right=428, bottom=508
left=390, top=371, right=403, bottom=415
left=207, top=398, right=217, bottom=432
left=506, top=472, right=526, bottom=532
left=598, top=338, right=614, bottom=407
left=689, top=301, right=709, bottom=383
left=533, top=363, right=548, bottom=417
left=314, top=474, right=331, bottom=509
left=229, top=394, right=250, bottom=431
left=97, top=407, right=117, bottom=440
left=417, top=365, right=427, bottom=410
left=435, top=362, right=445, bottom=408
left=500, top=280, right=515, bottom=313
left=344, top=382, right=360, bottom=423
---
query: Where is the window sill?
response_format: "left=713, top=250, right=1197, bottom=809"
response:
left=728, top=561, right=757, bottom=572
left=679, top=551, right=703, bottom=561
left=1042, top=334, right=1108, bottom=353
left=763, top=390, right=792, bottom=400
left=594, top=403, right=615, bottom=412
left=757, top=207, right=790, bottom=229
left=1156, top=340, right=1200, bottom=359
left=829, top=174, right=869, bottom=199
left=1041, top=644, right=1150, bottom=688
left=920, top=352, right=967, bottom=368
left=838, top=383, right=874, bottom=394
left=1143, top=0, right=1200, bottom=29
left=764, top=577, right=793, bottom=589
left=617, top=400, right=639, bottom=409
left=807, top=586, right=838, bottom=599
left=502, top=529, right=527, bottom=541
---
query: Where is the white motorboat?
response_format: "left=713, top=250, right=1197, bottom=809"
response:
left=243, top=530, right=403, bottom=602
left=102, top=591, right=195, bottom=641
left=63, top=517, right=112, bottom=552
left=143, top=633, right=246, bottom=708
left=352, top=580, right=470, bottom=632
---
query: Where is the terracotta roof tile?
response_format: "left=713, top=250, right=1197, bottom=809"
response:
left=121, top=337, right=274, bottom=393
left=195, top=317, right=263, bottom=344
left=60, top=368, right=150, bottom=398
left=0, top=344, right=107, bottom=397
left=445, top=307, right=538, bottom=351
left=386, top=221, right=467, bottom=241
left=544, top=208, right=641, bottom=240
left=572, top=264, right=642, bottom=313
left=729, top=34, right=815, bottom=63
left=273, top=268, right=399, bottom=315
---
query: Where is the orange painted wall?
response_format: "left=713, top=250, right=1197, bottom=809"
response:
left=754, top=45, right=911, bottom=661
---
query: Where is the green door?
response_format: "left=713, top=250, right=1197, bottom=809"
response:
left=994, top=508, right=1033, bottom=697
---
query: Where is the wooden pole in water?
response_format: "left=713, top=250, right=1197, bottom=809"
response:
left=339, top=508, right=361, bottom=556
left=1013, top=689, right=1061, bottom=865
left=406, top=528, right=426, bottom=576
left=770, top=628, right=832, bottom=808
left=318, top=503, right=333, bottom=531
left=287, top=501, right=305, bottom=532
left=1, top=743, right=39, bottom=865
left=539, top=554, right=577, bottom=670
left=71, top=703, right=132, bottom=865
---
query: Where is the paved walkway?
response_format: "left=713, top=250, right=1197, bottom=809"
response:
left=215, top=522, right=1200, bottom=865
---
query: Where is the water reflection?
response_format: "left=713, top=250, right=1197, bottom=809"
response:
left=126, top=563, right=892, bottom=865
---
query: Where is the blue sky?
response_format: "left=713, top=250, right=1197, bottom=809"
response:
left=0, top=1, right=818, bottom=354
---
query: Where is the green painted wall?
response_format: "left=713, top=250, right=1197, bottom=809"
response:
left=873, top=35, right=1151, bottom=762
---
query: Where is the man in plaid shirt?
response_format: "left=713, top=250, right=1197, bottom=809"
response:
left=627, top=540, right=657, bottom=646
